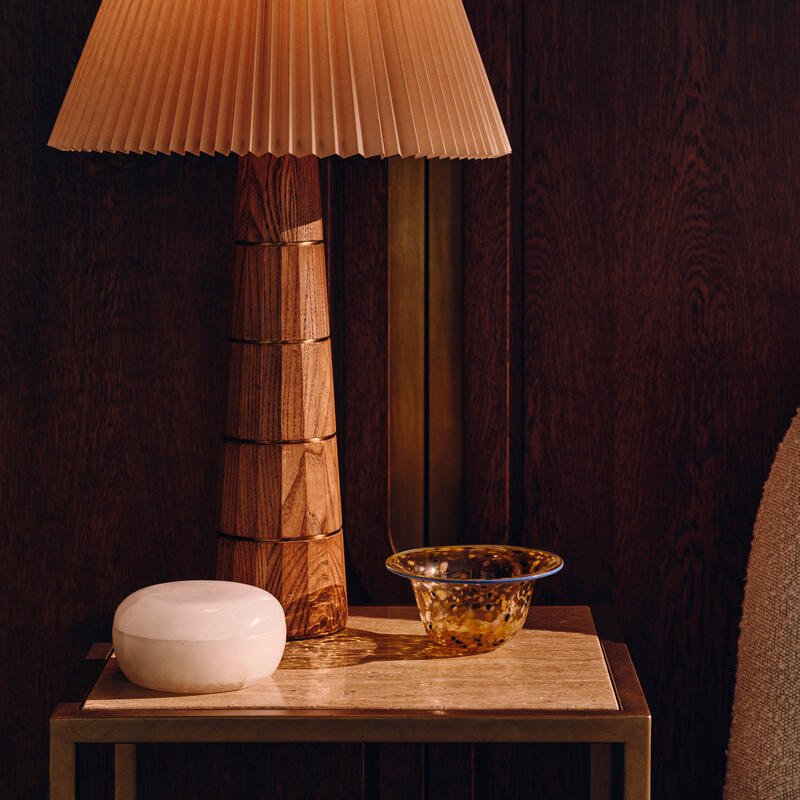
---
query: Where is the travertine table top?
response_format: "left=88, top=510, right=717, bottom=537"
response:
left=84, top=606, right=618, bottom=713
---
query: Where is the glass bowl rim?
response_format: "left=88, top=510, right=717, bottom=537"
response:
left=385, top=544, right=564, bottom=584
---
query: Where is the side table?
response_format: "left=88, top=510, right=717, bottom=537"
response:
left=50, top=605, right=650, bottom=799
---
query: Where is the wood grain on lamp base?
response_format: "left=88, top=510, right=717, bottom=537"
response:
left=217, top=531, right=347, bottom=639
left=231, top=244, right=330, bottom=342
left=218, top=153, right=346, bottom=640
left=225, top=339, right=336, bottom=441
left=235, top=155, right=323, bottom=243
left=217, top=435, right=342, bottom=541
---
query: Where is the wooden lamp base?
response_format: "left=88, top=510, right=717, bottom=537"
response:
left=217, top=531, right=347, bottom=639
left=215, top=154, right=347, bottom=639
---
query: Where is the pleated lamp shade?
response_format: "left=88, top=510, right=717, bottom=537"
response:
left=48, top=0, right=511, bottom=159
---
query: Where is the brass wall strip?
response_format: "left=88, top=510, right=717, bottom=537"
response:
left=235, top=240, right=323, bottom=247
left=222, top=432, right=336, bottom=446
left=229, top=336, right=330, bottom=345
left=388, top=157, right=426, bottom=554
left=216, top=528, right=343, bottom=544
left=427, top=160, right=463, bottom=546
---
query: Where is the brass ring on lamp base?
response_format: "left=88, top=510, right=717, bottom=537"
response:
left=215, top=528, right=343, bottom=544
left=222, top=432, right=336, bottom=446
left=229, top=335, right=330, bottom=345
left=235, top=240, right=323, bottom=247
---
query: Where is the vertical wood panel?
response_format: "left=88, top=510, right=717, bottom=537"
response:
left=475, top=744, right=589, bottom=800
left=388, top=157, right=426, bottom=555
left=383, top=158, right=428, bottom=800
left=138, top=743, right=363, bottom=800
left=462, top=0, right=523, bottom=546
left=521, top=2, right=800, bottom=799
left=76, top=745, right=113, bottom=799
left=427, top=160, right=464, bottom=547
left=327, top=156, right=409, bottom=604
left=1, top=137, right=234, bottom=800
left=606, top=3, right=800, bottom=797
left=522, top=0, right=614, bottom=603
left=460, top=0, right=523, bottom=796
left=364, top=742, right=425, bottom=800
left=425, top=163, right=470, bottom=800
left=426, top=744, right=473, bottom=800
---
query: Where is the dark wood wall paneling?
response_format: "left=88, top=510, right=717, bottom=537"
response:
left=2, top=3, right=233, bottom=796
left=1, top=1, right=397, bottom=795
left=462, top=1, right=800, bottom=799
left=5, top=2, right=800, bottom=799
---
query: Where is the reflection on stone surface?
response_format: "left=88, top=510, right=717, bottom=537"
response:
left=278, top=626, right=465, bottom=670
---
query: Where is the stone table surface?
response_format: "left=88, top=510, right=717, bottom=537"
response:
left=84, top=605, right=619, bottom=713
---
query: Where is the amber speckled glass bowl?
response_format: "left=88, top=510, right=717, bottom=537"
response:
left=385, top=545, right=564, bottom=654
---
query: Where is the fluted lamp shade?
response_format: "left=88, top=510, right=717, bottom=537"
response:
left=48, top=0, right=511, bottom=159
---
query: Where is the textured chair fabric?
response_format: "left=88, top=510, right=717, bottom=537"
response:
left=725, top=409, right=800, bottom=800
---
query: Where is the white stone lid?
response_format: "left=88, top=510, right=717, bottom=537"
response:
left=113, top=580, right=285, bottom=642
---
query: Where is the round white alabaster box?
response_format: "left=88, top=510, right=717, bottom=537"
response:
left=112, top=580, right=286, bottom=694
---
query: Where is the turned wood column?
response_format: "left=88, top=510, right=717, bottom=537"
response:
left=216, top=154, right=347, bottom=639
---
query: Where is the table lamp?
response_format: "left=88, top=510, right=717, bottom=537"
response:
left=49, top=0, right=510, bottom=640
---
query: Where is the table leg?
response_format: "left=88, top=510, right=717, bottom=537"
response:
left=590, top=743, right=612, bottom=800
left=623, top=733, right=650, bottom=800
left=114, top=743, right=137, bottom=800
left=49, top=728, right=75, bottom=800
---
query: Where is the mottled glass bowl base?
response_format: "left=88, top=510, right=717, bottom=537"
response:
left=386, top=545, right=564, bottom=654
left=411, top=579, right=534, bottom=653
